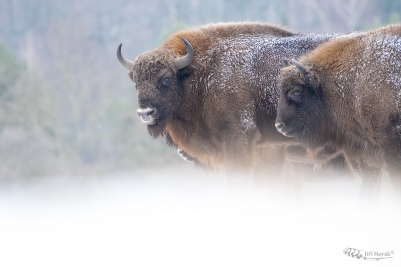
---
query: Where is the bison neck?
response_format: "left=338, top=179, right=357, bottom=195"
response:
left=305, top=33, right=400, bottom=163
left=321, top=74, right=385, bottom=163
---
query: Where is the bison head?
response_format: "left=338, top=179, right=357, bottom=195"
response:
left=117, top=37, right=194, bottom=137
left=275, top=59, right=327, bottom=148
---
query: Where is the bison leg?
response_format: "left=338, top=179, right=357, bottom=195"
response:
left=382, top=119, right=401, bottom=194
left=384, top=153, right=401, bottom=195
left=252, top=144, right=285, bottom=183
left=386, top=164, right=401, bottom=194
left=357, top=162, right=383, bottom=199
left=222, top=138, right=255, bottom=184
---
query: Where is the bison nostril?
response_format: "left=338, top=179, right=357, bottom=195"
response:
left=137, top=107, right=156, bottom=118
left=275, top=122, right=283, bottom=130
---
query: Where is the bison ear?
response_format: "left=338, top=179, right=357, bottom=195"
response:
left=305, top=71, right=320, bottom=92
left=289, top=59, right=321, bottom=92
left=283, top=58, right=291, bottom=66
left=128, top=71, right=135, bottom=82
left=290, top=59, right=307, bottom=78
left=298, top=69, right=320, bottom=95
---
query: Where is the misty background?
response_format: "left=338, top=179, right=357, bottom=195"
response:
left=1, top=1, right=401, bottom=266
left=1, top=0, right=401, bottom=179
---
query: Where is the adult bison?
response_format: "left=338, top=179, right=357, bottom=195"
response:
left=117, top=22, right=347, bottom=178
left=276, top=24, right=401, bottom=194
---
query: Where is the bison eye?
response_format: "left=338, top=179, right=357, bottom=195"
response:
left=288, top=88, right=301, bottom=100
left=162, top=77, right=172, bottom=87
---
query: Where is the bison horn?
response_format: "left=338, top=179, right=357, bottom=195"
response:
left=117, top=43, right=135, bottom=71
left=172, top=37, right=194, bottom=70
left=290, top=59, right=307, bottom=76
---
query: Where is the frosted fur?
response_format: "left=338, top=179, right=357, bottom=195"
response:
left=277, top=24, right=401, bottom=192
left=129, top=22, right=343, bottom=172
left=310, top=26, right=401, bottom=156
left=204, top=33, right=338, bottom=138
left=215, top=34, right=338, bottom=105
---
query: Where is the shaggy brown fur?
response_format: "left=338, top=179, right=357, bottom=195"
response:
left=276, top=24, right=401, bottom=193
left=121, top=22, right=348, bottom=177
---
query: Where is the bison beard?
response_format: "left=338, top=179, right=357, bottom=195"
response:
left=117, top=22, right=351, bottom=181
left=146, top=105, right=169, bottom=138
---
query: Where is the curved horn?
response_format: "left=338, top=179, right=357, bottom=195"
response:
left=117, top=43, right=135, bottom=70
left=290, top=59, right=307, bottom=76
left=172, top=37, right=194, bottom=70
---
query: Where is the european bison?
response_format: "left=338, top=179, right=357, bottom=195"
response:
left=117, top=22, right=347, bottom=178
left=276, top=24, right=401, bottom=194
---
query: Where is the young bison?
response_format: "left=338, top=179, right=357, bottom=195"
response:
left=118, top=22, right=348, bottom=179
left=276, top=24, right=401, bottom=194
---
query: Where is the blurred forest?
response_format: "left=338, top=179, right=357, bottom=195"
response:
left=0, top=0, right=400, bottom=180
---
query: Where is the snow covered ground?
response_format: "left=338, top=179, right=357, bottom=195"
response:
left=0, top=167, right=400, bottom=267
